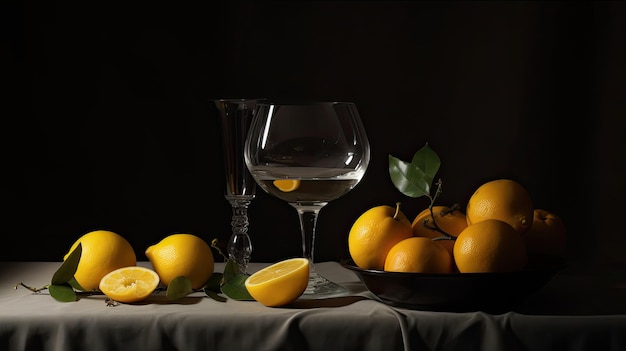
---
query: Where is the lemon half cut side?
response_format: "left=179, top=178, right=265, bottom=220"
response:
left=245, top=258, right=310, bottom=307
left=99, top=266, right=160, bottom=303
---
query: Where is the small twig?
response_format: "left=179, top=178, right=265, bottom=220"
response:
left=13, top=282, right=48, bottom=293
left=426, top=209, right=454, bottom=238
left=105, top=297, right=120, bottom=307
left=423, top=179, right=457, bottom=239
left=441, top=203, right=461, bottom=215
left=432, top=235, right=456, bottom=242
left=211, top=238, right=229, bottom=262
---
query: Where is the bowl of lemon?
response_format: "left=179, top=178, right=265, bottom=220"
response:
left=346, top=178, right=568, bottom=312
left=343, top=255, right=566, bottom=312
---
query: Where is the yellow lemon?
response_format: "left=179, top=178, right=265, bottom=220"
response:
left=273, top=179, right=301, bottom=192
left=99, top=266, right=160, bottom=303
left=466, top=179, right=534, bottom=234
left=454, top=219, right=528, bottom=273
left=384, top=237, right=454, bottom=274
left=63, top=230, right=137, bottom=291
left=245, top=258, right=309, bottom=307
left=412, top=205, right=468, bottom=238
left=412, top=205, right=467, bottom=258
left=145, top=233, right=214, bottom=289
left=348, top=203, right=414, bottom=270
left=523, top=209, right=568, bottom=256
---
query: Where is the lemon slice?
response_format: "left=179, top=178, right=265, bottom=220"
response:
left=273, top=179, right=301, bottom=192
left=245, top=258, right=310, bottom=307
left=99, top=266, right=160, bottom=303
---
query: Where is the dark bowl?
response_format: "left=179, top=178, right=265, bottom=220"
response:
left=342, top=255, right=567, bottom=313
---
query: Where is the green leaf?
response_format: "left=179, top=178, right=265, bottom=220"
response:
left=222, top=259, right=239, bottom=283
left=221, top=274, right=254, bottom=301
left=49, top=283, right=77, bottom=302
left=389, top=143, right=441, bottom=199
left=389, top=155, right=430, bottom=198
left=218, top=259, right=254, bottom=300
left=51, top=243, right=81, bottom=285
left=166, top=276, right=193, bottom=301
left=411, top=143, right=441, bottom=186
left=205, top=290, right=227, bottom=302
left=203, top=272, right=227, bottom=302
left=68, top=277, right=86, bottom=292
left=203, top=273, right=223, bottom=293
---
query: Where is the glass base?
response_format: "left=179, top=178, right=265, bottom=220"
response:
left=299, top=271, right=349, bottom=299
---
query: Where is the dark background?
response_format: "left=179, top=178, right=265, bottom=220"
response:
left=3, top=2, right=626, bottom=264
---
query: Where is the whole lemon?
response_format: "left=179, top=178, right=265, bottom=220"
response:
left=63, top=230, right=137, bottom=291
left=466, top=179, right=534, bottom=234
left=412, top=205, right=467, bottom=257
left=454, top=219, right=528, bottom=273
left=145, top=233, right=214, bottom=289
left=523, top=209, right=567, bottom=256
left=384, top=237, right=454, bottom=274
left=348, top=203, right=414, bottom=270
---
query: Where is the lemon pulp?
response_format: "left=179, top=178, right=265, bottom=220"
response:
left=273, top=180, right=301, bottom=192
left=99, top=266, right=160, bottom=303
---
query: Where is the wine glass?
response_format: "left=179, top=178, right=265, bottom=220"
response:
left=214, top=98, right=264, bottom=274
left=244, top=101, right=370, bottom=297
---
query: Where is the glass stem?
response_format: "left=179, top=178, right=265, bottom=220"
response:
left=226, top=195, right=254, bottom=274
left=295, top=203, right=326, bottom=273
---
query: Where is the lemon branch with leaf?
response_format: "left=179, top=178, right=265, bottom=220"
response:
left=388, top=143, right=457, bottom=241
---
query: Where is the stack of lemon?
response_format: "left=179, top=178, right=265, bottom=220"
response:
left=348, top=179, right=567, bottom=274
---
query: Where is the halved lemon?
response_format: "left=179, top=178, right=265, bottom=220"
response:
left=273, top=179, right=301, bottom=192
left=99, top=266, right=160, bottom=303
left=245, top=258, right=310, bottom=307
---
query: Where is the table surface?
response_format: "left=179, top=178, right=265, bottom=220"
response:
left=1, top=260, right=625, bottom=351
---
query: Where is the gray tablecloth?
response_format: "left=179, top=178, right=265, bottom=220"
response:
left=1, top=261, right=625, bottom=351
